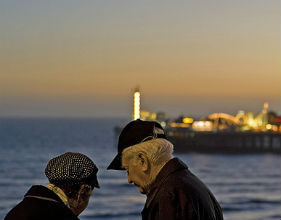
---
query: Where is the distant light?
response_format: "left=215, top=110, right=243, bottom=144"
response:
left=160, top=121, right=166, bottom=128
left=198, top=121, right=204, bottom=127
left=192, top=121, right=213, bottom=131
left=266, top=124, right=272, bottom=130
left=169, top=122, right=190, bottom=128
left=275, top=117, right=281, bottom=123
left=182, top=118, right=194, bottom=124
left=208, top=113, right=239, bottom=124
left=248, top=118, right=257, bottom=127
left=272, top=125, right=278, bottom=132
left=134, top=91, right=140, bottom=120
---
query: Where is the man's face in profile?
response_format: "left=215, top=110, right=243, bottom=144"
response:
left=122, top=155, right=149, bottom=194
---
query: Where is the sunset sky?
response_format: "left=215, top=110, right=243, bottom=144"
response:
left=0, top=1, right=280, bottom=118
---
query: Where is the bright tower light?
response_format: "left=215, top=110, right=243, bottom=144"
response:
left=133, top=90, right=140, bottom=120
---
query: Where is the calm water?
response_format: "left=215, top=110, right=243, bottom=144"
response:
left=0, top=118, right=280, bottom=220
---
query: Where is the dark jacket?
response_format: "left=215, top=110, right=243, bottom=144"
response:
left=4, top=185, right=79, bottom=220
left=141, top=158, right=223, bottom=220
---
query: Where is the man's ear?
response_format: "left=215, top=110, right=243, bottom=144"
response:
left=77, top=185, right=91, bottom=201
left=137, top=152, right=150, bottom=172
left=69, top=184, right=91, bottom=216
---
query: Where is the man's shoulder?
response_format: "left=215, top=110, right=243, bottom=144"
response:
left=158, top=165, right=210, bottom=197
left=5, top=200, right=79, bottom=220
left=5, top=185, right=78, bottom=220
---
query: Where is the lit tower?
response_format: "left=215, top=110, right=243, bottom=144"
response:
left=133, top=88, right=140, bottom=120
left=262, top=102, right=269, bottom=114
left=261, top=102, right=269, bottom=128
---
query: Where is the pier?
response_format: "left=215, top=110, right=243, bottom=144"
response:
left=114, top=88, right=281, bottom=154
left=167, top=131, right=281, bottom=154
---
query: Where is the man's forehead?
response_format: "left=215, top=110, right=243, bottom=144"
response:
left=121, top=156, right=129, bottom=168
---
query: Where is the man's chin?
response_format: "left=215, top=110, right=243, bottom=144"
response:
left=138, top=187, right=146, bottom=194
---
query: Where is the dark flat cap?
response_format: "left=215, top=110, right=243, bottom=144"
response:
left=107, top=119, right=167, bottom=170
left=45, top=152, right=100, bottom=188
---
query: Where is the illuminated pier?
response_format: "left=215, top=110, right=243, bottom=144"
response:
left=115, top=88, right=281, bottom=154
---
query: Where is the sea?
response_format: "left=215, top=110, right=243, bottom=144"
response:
left=0, top=118, right=280, bottom=220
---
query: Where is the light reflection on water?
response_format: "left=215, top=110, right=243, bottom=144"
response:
left=0, top=118, right=280, bottom=220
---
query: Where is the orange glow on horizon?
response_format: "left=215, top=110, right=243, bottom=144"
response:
left=0, top=1, right=280, bottom=117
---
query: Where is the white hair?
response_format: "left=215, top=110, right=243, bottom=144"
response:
left=122, top=138, right=174, bottom=166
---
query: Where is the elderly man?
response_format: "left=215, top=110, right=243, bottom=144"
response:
left=108, top=119, right=223, bottom=220
left=5, top=152, right=99, bottom=220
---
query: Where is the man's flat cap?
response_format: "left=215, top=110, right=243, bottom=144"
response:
left=45, top=152, right=100, bottom=188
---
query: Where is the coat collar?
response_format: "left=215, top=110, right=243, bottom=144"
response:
left=24, top=185, right=66, bottom=205
left=46, top=184, right=70, bottom=208
left=145, top=157, right=188, bottom=208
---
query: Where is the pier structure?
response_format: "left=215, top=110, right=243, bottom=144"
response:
left=115, top=87, right=281, bottom=154
left=167, top=130, right=281, bottom=154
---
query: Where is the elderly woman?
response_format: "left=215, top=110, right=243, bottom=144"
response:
left=5, top=152, right=99, bottom=220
